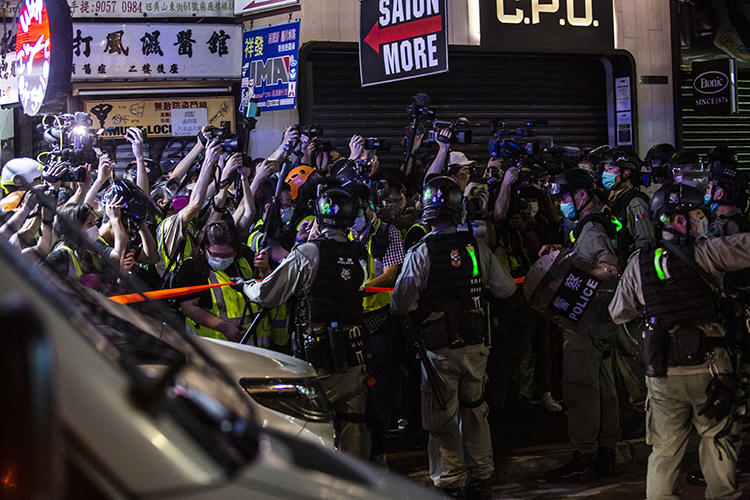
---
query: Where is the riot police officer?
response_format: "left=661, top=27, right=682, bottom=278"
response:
left=705, top=161, right=749, bottom=237
left=241, top=188, right=371, bottom=459
left=609, top=183, right=750, bottom=499
left=544, top=168, right=621, bottom=481
left=391, top=176, right=516, bottom=498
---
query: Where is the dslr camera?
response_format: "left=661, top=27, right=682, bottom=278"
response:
left=488, top=120, right=549, bottom=160
left=205, top=122, right=240, bottom=153
left=364, top=137, right=389, bottom=151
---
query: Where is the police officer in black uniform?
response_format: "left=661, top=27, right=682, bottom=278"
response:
left=391, top=176, right=517, bottom=498
left=241, top=188, right=371, bottom=458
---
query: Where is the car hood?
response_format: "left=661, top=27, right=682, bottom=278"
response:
left=196, top=337, right=317, bottom=379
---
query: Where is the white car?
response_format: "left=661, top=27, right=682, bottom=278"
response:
left=0, top=240, right=438, bottom=499
left=196, top=337, right=336, bottom=448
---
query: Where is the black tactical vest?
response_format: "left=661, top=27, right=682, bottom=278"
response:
left=638, top=243, right=718, bottom=330
left=307, top=238, right=366, bottom=327
left=418, top=231, right=487, bottom=347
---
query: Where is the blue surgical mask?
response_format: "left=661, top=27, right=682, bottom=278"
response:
left=280, top=207, right=293, bottom=224
left=559, top=201, right=576, bottom=220
left=350, top=215, right=367, bottom=232
left=601, top=172, right=619, bottom=190
left=704, top=193, right=712, bottom=206
left=208, top=255, right=234, bottom=271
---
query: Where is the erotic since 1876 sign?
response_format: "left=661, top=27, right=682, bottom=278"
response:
left=359, top=0, right=448, bottom=87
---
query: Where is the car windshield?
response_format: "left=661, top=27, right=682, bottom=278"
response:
left=0, top=236, right=260, bottom=474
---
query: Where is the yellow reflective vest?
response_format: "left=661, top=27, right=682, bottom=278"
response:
left=350, top=218, right=391, bottom=313
left=184, top=256, right=288, bottom=348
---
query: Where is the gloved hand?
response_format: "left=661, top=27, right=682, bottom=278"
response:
left=698, top=375, right=737, bottom=420
left=230, top=277, right=248, bottom=292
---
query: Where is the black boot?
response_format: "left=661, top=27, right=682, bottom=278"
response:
left=466, top=478, right=493, bottom=500
left=596, top=447, right=617, bottom=478
left=544, top=451, right=596, bottom=482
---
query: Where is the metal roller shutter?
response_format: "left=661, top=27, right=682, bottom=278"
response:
left=301, top=44, right=609, bottom=168
left=679, top=69, right=750, bottom=167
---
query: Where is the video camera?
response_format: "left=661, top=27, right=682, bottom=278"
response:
left=364, top=137, right=389, bottom=151
left=488, top=119, right=551, bottom=161
left=425, top=117, right=472, bottom=145
left=407, top=92, right=436, bottom=121
left=37, top=112, right=102, bottom=180
left=205, top=122, right=240, bottom=153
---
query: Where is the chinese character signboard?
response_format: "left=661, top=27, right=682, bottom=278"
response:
left=479, top=0, right=614, bottom=53
left=359, top=0, right=448, bottom=87
left=234, top=0, right=297, bottom=16
left=84, top=96, right=235, bottom=138
left=0, top=53, right=19, bottom=105
left=692, top=59, right=738, bottom=116
left=241, top=20, right=299, bottom=111
left=71, top=23, right=241, bottom=80
left=68, top=0, right=233, bottom=17
left=16, top=0, right=73, bottom=115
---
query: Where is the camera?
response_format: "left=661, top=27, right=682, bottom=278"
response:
left=488, top=120, right=549, bottom=160
left=295, top=124, right=323, bottom=138
left=206, top=123, right=240, bottom=153
left=426, top=118, right=472, bottom=145
left=407, top=92, right=436, bottom=120
left=43, top=161, right=87, bottom=183
left=364, top=137, right=389, bottom=151
left=38, top=112, right=101, bottom=170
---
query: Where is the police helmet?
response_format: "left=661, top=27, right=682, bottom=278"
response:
left=422, top=176, right=463, bottom=224
left=645, top=143, right=675, bottom=168
left=314, top=188, right=357, bottom=228
left=342, top=181, right=374, bottom=212
left=1, top=158, right=44, bottom=191
left=102, top=179, right=149, bottom=233
left=650, top=183, right=704, bottom=223
left=707, top=145, right=735, bottom=167
left=709, top=162, right=749, bottom=206
left=549, top=168, right=596, bottom=199
left=587, top=145, right=611, bottom=166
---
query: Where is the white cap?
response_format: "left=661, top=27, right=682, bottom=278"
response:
left=448, top=151, right=474, bottom=166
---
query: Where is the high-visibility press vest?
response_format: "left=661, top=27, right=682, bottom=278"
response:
left=184, top=256, right=288, bottom=348
left=157, top=218, right=195, bottom=273
left=58, top=244, right=84, bottom=279
left=350, top=218, right=391, bottom=313
left=248, top=215, right=315, bottom=252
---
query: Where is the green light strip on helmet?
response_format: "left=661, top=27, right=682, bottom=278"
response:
left=466, top=244, right=479, bottom=277
left=610, top=215, right=623, bottom=232
left=653, top=247, right=666, bottom=281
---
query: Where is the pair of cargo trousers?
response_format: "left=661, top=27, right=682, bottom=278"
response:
left=318, top=364, right=370, bottom=459
left=645, top=373, right=740, bottom=500
left=562, top=329, right=620, bottom=453
left=421, top=342, right=493, bottom=489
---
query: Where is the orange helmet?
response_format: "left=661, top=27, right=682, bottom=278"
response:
left=285, top=165, right=315, bottom=200
left=1, top=190, right=25, bottom=211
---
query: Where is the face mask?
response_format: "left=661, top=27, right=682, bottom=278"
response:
left=559, top=201, right=576, bottom=220
left=85, top=225, right=100, bottom=241
left=704, top=193, right=712, bottom=206
left=601, top=172, right=619, bottom=190
left=528, top=201, right=539, bottom=218
left=690, top=215, right=709, bottom=239
left=171, top=195, right=189, bottom=212
left=280, top=207, right=293, bottom=224
left=350, top=215, right=367, bottom=232
left=208, top=255, right=234, bottom=271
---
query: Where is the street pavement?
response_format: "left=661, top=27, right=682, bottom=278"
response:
left=386, top=404, right=750, bottom=498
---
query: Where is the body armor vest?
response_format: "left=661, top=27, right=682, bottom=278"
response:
left=639, top=243, right=718, bottom=330
left=307, top=238, right=367, bottom=326
left=419, top=231, right=487, bottom=348
left=294, top=237, right=369, bottom=373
